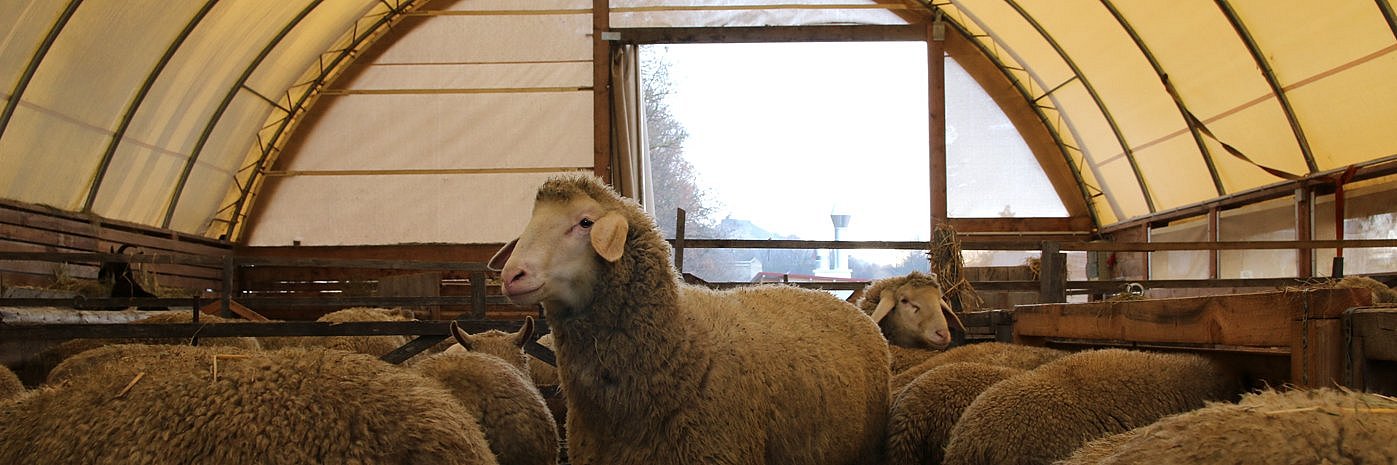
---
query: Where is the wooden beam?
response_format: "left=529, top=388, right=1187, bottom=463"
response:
left=1296, top=187, right=1313, bottom=278
left=1207, top=207, right=1219, bottom=279
left=0, top=320, right=548, bottom=341
left=947, top=217, right=1093, bottom=233
left=198, top=299, right=268, bottom=321
left=614, top=25, right=923, bottom=44
left=930, top=20, right=948, bottom=231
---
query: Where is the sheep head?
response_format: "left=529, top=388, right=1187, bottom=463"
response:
left=490, top=179, right=629, bottom=313
left=449, top=316, right=535, bottom=372
left=864, top=272, right=963, bottom=349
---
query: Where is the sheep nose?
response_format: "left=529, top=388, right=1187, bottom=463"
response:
left=933, top=329, right=951, bottom=343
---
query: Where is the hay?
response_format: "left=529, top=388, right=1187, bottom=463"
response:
left=929, top=223, right=982, bottom=311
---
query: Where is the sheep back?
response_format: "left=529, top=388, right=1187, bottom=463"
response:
left=35, top=312, right=261, bottom=383
left=888, top=345, right=941, bottom=374
left=943, top=349, right=1241, bottom=465
left=2, top=344, right=498, bottom=465
left=414, top=350, right=559, bottom=465
left=1058, top=387, right=1397, bottom=465
left=266, top=307, right=414, bottom=356
left=886, top=362, right=1023, bottom=465
left=892, top=342, right=1067, bottom=392
left=0, top=364, right=22, bottom=402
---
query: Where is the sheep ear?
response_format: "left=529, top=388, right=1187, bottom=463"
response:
left=940, top=298, right=966, bottom=332
left=450, top=321, right=474, bottom=351
left=870, top=290, right=896, bottom=323
left=514, top=316, right=535, bottom=348
left=488, top=239, right=517, bottom=271
left=590, top=212, right=628, bottom=262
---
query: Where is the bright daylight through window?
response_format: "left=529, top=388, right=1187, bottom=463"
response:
left=640, top=42, right=1066, bottom=283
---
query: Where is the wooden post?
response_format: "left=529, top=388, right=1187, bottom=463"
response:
left=1206, top=207, right=1219, bottom=279
left=470, top=271, right=487, bottom=319
left=1295, top=187, right=1312, bottom=278
left=674, top=208, right=687, bottom=274
left=592, top=0, right=612, bottom=179
left=1038, top=242, right=1066, bottom=303
left=928, top=19, right=948, bottom=240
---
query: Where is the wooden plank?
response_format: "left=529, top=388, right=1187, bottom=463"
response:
left=592, top=0, right=610, bottom=180
left=1350, top=308, right=1397, bottom=362
left=1013, top=288, right=1371, bottom=347
left=948, top=217, right=1094, bottom=233
left=0, top=319, right=550, bottom=340
left=1038, top=243, right=1065, bottom=303
left=1292, top=318, right=1344, bottom=388
left=199, top=299, right=268, bottom=321
left=377, top=271, right=442, bottom=318
left=615, top=25, right=922, bottom=44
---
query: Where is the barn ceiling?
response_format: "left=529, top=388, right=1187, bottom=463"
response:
left=0, top=0, right=1394, bottom=245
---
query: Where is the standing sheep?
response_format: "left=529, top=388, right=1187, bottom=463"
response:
left=943, top=349, right=1242, bottom=465
left=5, top=344, right=498, bottom=465
left=857, top=272, right=963, bottom=350
left=885, top=362, right=1024, bottom=465
left=891, top=342, right=1067, bottom=392
left=412, top=319, right=558, bottom=465
left=490, top=173, right=889, bottom=465
left=1058, top=387, right=1397, bottom=465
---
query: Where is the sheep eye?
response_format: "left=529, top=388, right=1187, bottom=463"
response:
left=579, top=218, right=594, bottom=228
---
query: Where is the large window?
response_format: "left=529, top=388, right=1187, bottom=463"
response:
left=640, top=42, right=1067, bottom=282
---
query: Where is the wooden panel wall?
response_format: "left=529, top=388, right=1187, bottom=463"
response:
left=0, top=200, right=230, bottom=292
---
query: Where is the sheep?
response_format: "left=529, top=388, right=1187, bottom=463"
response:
left=1058, top=387, right=1397, bottom=465
left=527, top=332, right=559, bottom=385
left=260, top=306, right=415, bottom=356
left=8, top=344, right=499, bottom=465
left=412, top=319, right=559, bottom=465
left=1336, top=275, right=1397, bottom=304
left=857, top=272, right=964, bottom=350
left=891, top=341, right=1067, bottom=392
left=888, top=344, right=942, bottom=374
left=885, top=362, right=1024, bottom=465
left=0, top=364, right=22, bottom=402
left=34, top=311, right=261, bottom=382
left=943, top=348, right=1242, bottom=465
left=446, top=316, right=536, bottom=376
left=490, top=173, right=889, bottom=465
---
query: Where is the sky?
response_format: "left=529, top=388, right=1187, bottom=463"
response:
left=644, top=42, right=1066, bottom=264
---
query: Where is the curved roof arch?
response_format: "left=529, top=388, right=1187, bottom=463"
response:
left=0, top=0, right=1394, bottom=244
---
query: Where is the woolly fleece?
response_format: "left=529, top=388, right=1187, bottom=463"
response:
left=885, top=362, right=1023, bottom=465
left=414, top=350, right=559, bottom=465
left=2, top=344, right=497, bottom=465
left=943, top=349, right=1241, bottom=465
left=1057, top=387, right=1397, bottom=465
left=892, top=342, right=1067, bottom=392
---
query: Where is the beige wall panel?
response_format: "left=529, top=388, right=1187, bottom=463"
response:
left=282, top=92, right=593, bottom=171
left=1111, top=1, right=1276, bottom=121
left=954, top=0, right=1074, bottom=94
left=245, top=1, right=376, bottom=95
left=340, top=62, right=592, bottom=90
left=1150, top=216, right=1208, bottom=279
left=1095, top=156, right=1149, bottom=221
left=1219, top=197, right=1296, bottom=278
left=1288, top=52, right=1397, bottom=170
left=1229, top=0, right=1391, bottom=84
left=0, top=1, right=67, bottom=94
left=168, top=94, right=274, bottom=235
left=89, top=144, right=188, bottom=226
left=1205, top=100, right=1311, bottom=186
left=244, top=173, right=550, bottom=246
left=372, top=15, right=590, bottom=64
left=1200, top=137, right=1274, bottom=194
left=1132, top=136, right=1215, bottom=211
left=434, top=0, right=587, bottom=9
left=0, top=107, right=112, bottom=209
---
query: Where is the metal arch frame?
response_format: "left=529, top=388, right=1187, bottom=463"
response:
left=160, top=0, right=327, bottom=229
left=949, top=2, right=1124, bottom=223
left=1378, top=0, right=1397, bottom=41
left=83, top=0, right=220, bottom=213
left=0, top=0, right=82, bottom=145
left=933, top=7, right=1102, bottom=229
left=1100, top=0, right=1225, bottom=197
left=1214, top=0, right=1318, bottom=174
left=221, top=0, right=424, bottom=241
left=1003, top=0, right=1157, bottom=214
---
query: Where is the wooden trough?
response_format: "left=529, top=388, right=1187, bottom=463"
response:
left=1010, top=287, right=1374, bottom=389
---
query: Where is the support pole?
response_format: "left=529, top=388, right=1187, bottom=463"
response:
left=1207, top=207, right=1219, bottom=279
left=593, top=0, right=613, bottom=179
left=674, top=208, right=687, bottom=274
left=1296, top=187, right=1312, bottom=278
left=928, top=16, right=948, bottom=256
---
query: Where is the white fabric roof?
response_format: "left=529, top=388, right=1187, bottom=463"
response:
left=0, top=0, right=1392, bottom=245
